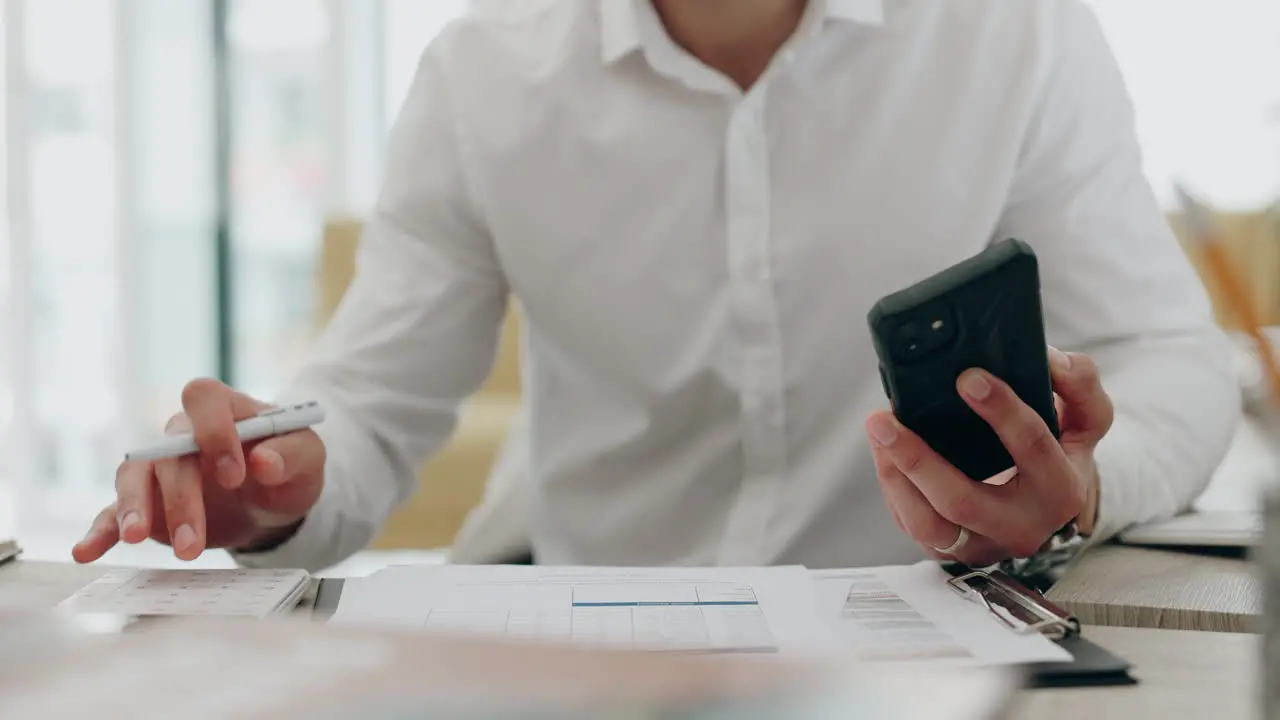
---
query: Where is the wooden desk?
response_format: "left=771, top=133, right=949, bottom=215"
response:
left=1008, top=626, right=1258, bottom=720
left=0, top=560, right=1264, bottom=717
left=0, top=558, right=107, bottom=608
left=1047, top=545, right=1261, bottom=633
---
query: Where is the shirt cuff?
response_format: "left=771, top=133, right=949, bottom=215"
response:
left=227, top=486, right=381, bottom=573
left=1084, top=420, right=1145, bottom=545
left=227, top=383, right=391, bottom=572
left=228, top=491, right=343, bottom=572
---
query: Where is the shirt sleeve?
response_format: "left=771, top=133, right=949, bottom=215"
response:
left=234, top=39, right=508, bottom=572
left=995, top=0, right=1242, bottom=543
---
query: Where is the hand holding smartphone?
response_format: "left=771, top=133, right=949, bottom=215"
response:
left=867, top=238, right=1059, bottom=482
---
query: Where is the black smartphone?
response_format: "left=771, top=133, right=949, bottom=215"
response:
left=867, top=238, right=1059, bottom=481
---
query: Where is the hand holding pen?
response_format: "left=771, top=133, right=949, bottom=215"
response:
left=73, top=379, right=328, bottom=563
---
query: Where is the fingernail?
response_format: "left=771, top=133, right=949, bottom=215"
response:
left=173, top=525, right=196, bottom=553
left=119, top=511, right=141, bottom=533
left=959, top=370, right=991, bottom=400
left=256, top=448, right=285, bottom=477
left=1048, top=347, right=1072, bottom=371
left=868, top=416, right=900, bottom=446
left=216, top=455, right=240, bottom=487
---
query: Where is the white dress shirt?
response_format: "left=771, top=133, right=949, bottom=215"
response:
left=238, top=0, right=1241, bottom=573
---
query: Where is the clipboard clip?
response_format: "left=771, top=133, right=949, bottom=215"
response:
left=946, top=568, right=1081, bottom=641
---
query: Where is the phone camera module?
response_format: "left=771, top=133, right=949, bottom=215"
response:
left=892, top=310, right=957, bottom=363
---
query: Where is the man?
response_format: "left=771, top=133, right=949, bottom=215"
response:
left=75, top=0, right=1239, bottom=572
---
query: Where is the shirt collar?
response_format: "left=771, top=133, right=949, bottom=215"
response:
left=601, top=0, right=886, bottom=65
left=599, top=0, right=643, bottom=64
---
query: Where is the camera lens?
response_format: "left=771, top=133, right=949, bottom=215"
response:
left=895, top=322, right=923, bottom=360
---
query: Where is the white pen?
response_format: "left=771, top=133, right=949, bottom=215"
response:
left=123, top=401, right=326, bottom=463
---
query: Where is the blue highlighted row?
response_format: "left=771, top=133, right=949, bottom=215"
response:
left=571, top=601, right=759, bottom=607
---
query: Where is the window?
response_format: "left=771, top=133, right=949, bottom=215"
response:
left=1087, top=0, right=1280, bottom=211
left=0, top=0, right=14, bottom=535
left=2, top=0, right=416, bottom=545
left=222, top=0, right=470, bottom=400
left=26, top=0, right=119, bottom=504
left=226, top=0, right=331, bottom=398
left=4, top=0, right=219, bottom=538
left=129, top=0, right=219, bottom=430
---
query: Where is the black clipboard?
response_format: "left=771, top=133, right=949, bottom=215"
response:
left=943, top=566, right=1136, bottom=688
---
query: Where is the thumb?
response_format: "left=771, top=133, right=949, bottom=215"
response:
left=1048, top=347, right=1114, bottom=445
left=245, top=430, right=326, bottom=487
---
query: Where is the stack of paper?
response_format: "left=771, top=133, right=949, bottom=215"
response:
left=46, top=556, right=1076, bottom=675
left=327, top=561, right=1070, bottom=666
left=331, top=564, right=837, bottom=656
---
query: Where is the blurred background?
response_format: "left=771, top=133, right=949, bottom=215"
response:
left=0, top=0, right=1276, bottom=564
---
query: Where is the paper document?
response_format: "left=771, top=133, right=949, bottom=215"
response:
left=814, top=562, right=1071, bottom=666
left=329, top=564, right=839, bottom=656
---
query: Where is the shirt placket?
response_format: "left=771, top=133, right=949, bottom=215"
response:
left=717, top=87, right=789, bottom=566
